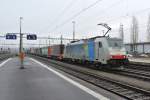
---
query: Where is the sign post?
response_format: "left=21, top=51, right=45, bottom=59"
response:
left=19, top=17, right=24, bottom=69
left=5, top=17, right=37, bottom=69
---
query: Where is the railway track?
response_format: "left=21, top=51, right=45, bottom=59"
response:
left=0, top=53, right=14, bottom=61
left=111, top=63, right=150, bottom=81
left=29, top=54, right=150, bottom=82
left=66, top=60, right=150, bottom=82
left=62, top=61, right=150, bottom=81
left=109, top=68, right=150, bottom=81
left=31, top=55, right=150, bottom=100
left=125, top=63, right=150, bottom=71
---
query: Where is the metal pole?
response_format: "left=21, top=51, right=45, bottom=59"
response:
left=19, top=17, right=22, bottom=53
left=39, top=39, right=41, bottom=48
left=19, top=17, right=24, bottom=69
left=72, top=21, right=75, bottom=41
left=46, top=39, right=48, bottom=46
left=143, top=44, right=144, bottom=53
left=60, top=35, right=63, bottom=45
left=48, top=36, right=50, bottom=46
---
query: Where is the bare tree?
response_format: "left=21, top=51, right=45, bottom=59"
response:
left=119, top=24, right=124, bottom=42
left=130, top=16, right=139, bottom=53
left=147, top=14, right=150, bottom=42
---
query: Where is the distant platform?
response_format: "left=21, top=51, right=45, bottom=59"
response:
left=0, top=57, right=109, bottom=100
left=129, top=57, right=150, bottom=65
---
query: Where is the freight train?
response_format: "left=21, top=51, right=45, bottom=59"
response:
left=29, top=36, right=129, bottom=67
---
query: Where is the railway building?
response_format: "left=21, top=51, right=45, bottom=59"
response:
left=125, top=42, right=150, bottom=54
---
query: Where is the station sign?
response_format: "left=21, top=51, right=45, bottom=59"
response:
left=27, top=34, right=37, bottom=40
left=6, top=33, right=17, bottom=40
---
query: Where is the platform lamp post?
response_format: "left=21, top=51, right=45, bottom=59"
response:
left=72, top=21, right=75, bottom=41
left=19, top=17, right=25, bottom=69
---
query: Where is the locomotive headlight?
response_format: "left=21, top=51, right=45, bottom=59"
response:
left=110, top=55, right=113, bottom=59
left=124, top=55, right=127, bottom=58
left=110, top=55, right=115, bottom=59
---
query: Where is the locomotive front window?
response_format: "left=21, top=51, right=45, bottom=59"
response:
left=108, top=39, right=123, bottom=48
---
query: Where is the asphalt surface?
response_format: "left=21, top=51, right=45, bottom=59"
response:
left=0, top=57, right=109, bottom=100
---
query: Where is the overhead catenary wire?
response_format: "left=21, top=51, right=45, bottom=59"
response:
left=42, top=0, right=127, bottom=35
left=76, top=0, right=124, bottom=32
left=96, top=0, right=123, bottom=18
left=50, top=0, right=103, bottom=32
left=105, top=7, right=150, bottom=24
left=40, top=0, right=77, bottom=33
left=81, top=6, right=150, bottom=34
left=80, top=1, right=150, bottom=28
left=37, top=1, right=150, bottom=44
left=41, top=0, right=150, bottom=39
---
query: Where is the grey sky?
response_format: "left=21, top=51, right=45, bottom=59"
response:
left=0, top=0, right=150, bottom=46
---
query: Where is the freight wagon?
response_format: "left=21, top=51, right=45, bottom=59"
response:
left=48, top=44, right=64, bottom=60
left=35, top=44, right=64, bottom=60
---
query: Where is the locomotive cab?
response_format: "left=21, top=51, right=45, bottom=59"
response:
left=107, top=38, right=129, bottom=66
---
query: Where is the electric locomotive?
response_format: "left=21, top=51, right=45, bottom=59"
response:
left=63, top=36, right=128, bottom=67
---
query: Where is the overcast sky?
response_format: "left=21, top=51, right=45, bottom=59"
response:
left=0, top=0, right=150, bottom=48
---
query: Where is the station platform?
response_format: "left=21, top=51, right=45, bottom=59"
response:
left=0, top=57, right=109, bottom=100
left=129, top=57, right=150, bottom=64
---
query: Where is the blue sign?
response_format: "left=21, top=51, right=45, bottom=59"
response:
left=6, top=34, right=17, bottom=40
left=27, top=34, right=37, bottom=40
